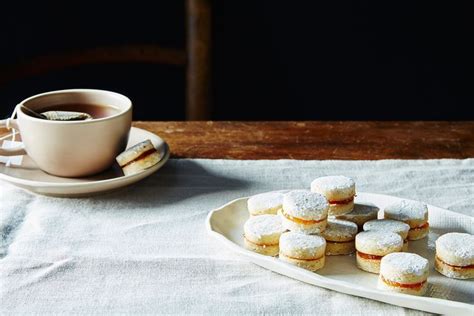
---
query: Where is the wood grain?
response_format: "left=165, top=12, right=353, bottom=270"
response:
left=132, top=121, right=474, bottom=160
left=1, top=121, right=472, bottom=160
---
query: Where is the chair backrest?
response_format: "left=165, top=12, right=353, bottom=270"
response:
left=186, top=0, right=211, bottom=120
left=0, top=0, right=211, bottom=121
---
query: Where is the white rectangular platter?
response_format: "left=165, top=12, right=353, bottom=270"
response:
left=206, top=192, right=474, bottom=315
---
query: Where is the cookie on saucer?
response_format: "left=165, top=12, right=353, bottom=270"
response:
left=116, top=139, right=160, bottom=176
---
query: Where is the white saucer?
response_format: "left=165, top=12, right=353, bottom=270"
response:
left=0, top=127, right=169, bottom=197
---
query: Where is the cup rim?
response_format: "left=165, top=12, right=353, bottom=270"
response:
left=17, top=88, right=132, bottom=124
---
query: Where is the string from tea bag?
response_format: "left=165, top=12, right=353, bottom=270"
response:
left=7, top=104, right=20, bottom=142
left=1, top=105, right=20, bottom=167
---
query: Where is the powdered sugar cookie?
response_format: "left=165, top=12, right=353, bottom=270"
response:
left=116, top=139, right=160, bottom=176
left=321, top=219, right=358, bottom=255
left=311, top=176, right=355, bottom=216
left=435, top=232, right=474, bottom=279
left=364, top=219, right=410, bottom=252
left=378, top=252, right=429, bottom=296
left=355, top=231, right=403, bottom=274
left=243, top=215, right=286, bottom=256
left=335, top=203, right=378, bottom=230
left=247, top=191, right=284, bottom=216
left=384, top=200, right=429, bottom=240
left=281, top=190, right=329, bottom=234
left=279, top=231, right=326, bottom=271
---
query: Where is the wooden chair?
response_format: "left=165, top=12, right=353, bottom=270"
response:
left=0, top=0, right=211, bottom=120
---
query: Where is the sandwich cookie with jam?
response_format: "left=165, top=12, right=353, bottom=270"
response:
left=321, top=219, right=358, bottom=255
left=280, top=190, right=329, bottom=234
left=311, top=176, right=356, bottom=216
left=279, top=231, right=327, bottom=271
left=435, top=232, right=474, bottom=279
left=378, top=252, right=429, bottom=296
left=243, top=214, right=286, bottom=256
left=363, top=219, right=410, bottom=252
left=384, top=200, right=429, bottom=241
left=355, top=230, right=404, bottom=274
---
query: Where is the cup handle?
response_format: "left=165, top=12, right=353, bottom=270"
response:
left=0, top=118, right=27, bottom=156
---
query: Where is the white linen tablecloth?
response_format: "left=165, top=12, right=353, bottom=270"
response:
left=1, top=159, right=473, bottom=315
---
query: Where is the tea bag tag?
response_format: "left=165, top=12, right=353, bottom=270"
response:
left=0, top=140, right=24, bottom=166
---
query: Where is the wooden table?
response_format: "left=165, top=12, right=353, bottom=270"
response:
left=133, top=121, right=474, bottom=159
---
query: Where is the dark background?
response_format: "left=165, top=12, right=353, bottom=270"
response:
left=1, top=1, right=473, bottom=120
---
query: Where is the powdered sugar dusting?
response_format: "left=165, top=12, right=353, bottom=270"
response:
left=356, top=231, right=403, bottom=249
left=364, top=219, right=410, bottom=235
left=280, top=231, right=326, bottom=254
left=247, top=192, right=284, bottom=212
left=384, top=200, right=428, bottom=221
left=436, top=232, right=474, bottom=261
left=311, top=176, right=355, bottom=192
left=345, top=204, right=379, bottom=216
left=322, top=219, right=358, bottom=241
left=381, top=253, right=429, bottom=276
left=244, top=215, right=285, bottom=238
left=283, top=190, right=329, bottom=220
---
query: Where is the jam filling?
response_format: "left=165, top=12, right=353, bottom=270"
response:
left=282, top=211, right=326, bottom=225
left=410, top=222, right=429, bottom=231
left=436, top=256, right=474, bottom=270
left=282, top=254, right=324, bottom=261
left=329, top=196, right=354, bottom=205
left=356, top=251, right=383, bottom=261
left=381, top=276, right=426, bottom=289
left=243, top=236, right=278, bottom=247
left=122, top=148, right=157, bottom=168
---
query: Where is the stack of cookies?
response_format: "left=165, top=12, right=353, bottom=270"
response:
left=278, top=190, right=329, bottom=271
left=311, top=176, right=378, bottom=230
left=309, top=176, right=360, bottom=257
left=241, top=175, right=473, bottom=297
left=243, top=176, right=361, bottom=272
left=311, top=176, right=356, bottom=216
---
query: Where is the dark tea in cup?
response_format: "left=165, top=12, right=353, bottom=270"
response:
left=36, top=103, right=120, bottom=119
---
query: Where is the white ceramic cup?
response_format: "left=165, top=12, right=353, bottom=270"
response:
left=0, top=89, right=132, bottom=177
